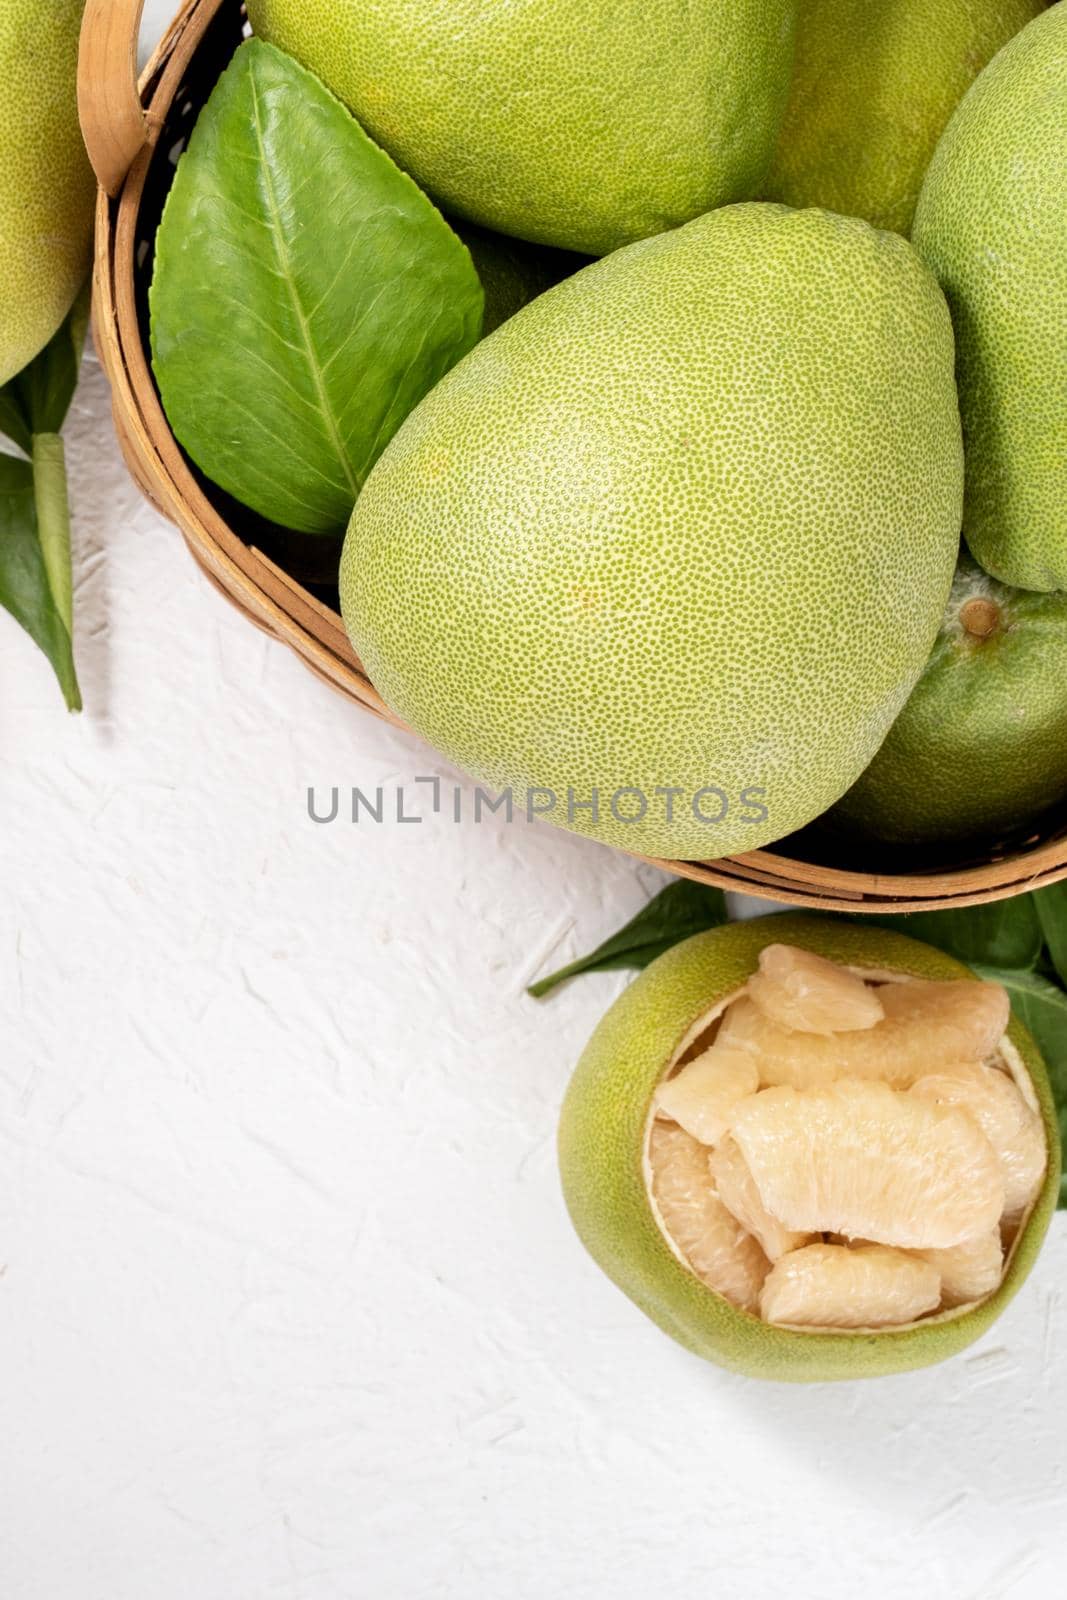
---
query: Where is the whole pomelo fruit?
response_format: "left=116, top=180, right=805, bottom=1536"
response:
left=245, top=0, right=797, bottom=256
left=340, top=204, right=963, bottom=863
left=830, top=557, right=1067, bottom=846
left=558, top=915, right=1059, bottom=1382
left=913, top=5, right=1067, bottom=591
left=763, top=0, right=1043, bottom=236
left=0, top=0, right=94, bottom=386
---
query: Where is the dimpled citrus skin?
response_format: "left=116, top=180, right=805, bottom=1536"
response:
left=831, top=558, right=1067, bottom=845
left=913, top=6, right=1067, bottom=591
left=764, top=0, right=1043, bottom=236
left=341, top=205, right=963, bottom=862
left=0, top=0, right=94, bottom=386
left=558, top=914, right=1059, bottom=1381
left=246, top=0, right=796, bottom=256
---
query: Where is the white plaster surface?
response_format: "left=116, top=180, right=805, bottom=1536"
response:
left=0, top=5, right=1065, bottom=1596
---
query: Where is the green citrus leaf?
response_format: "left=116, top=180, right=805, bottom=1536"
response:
left=1034, top=882, right=1067, bottom=990
left=0, top=285, right=89, bottom=456
left=0, top=452, right=80, bottom=710
left=0, top=385, right=32, bottom=457
left=853, top=898, right=1043, bottom=972
left=456, top=220, right=587, bottom=335
left=149, top=39, right=483, bottom=535
left=976, top=965, right=1067, bottom=1207
left=528, top=881, right=728, bottom=998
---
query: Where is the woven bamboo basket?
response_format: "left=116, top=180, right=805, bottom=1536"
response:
left=78, top=0, right=1067, bottom=911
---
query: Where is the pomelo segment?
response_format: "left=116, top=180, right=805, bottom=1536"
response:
left=718, top=976, right=1009, bottom=1090
left=748, top=943, right=884, bottom=1035
left=654, top=1045, right=758, bottom=1146
left=877, top=979, right=1009, bottom=1059
left=647, top=1122, right=769, bottom=1313
left=730, top=1079, right=1004, bottom=1248
left=709, top=1136, right=813, bottom=1261
left=716, top=996, right=858, bottom=1087
left=915, top=1230, right=1003, bottom=1309
left=911, top=1062, right=1046, bottom=1223
left=760, top=1244, right=942, bottom=1329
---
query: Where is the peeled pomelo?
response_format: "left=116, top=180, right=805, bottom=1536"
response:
left=647, top=1121, right=768, bottom=1314
left=830, top=558, right=1067, bottom=846
left=748, top=943, right=884, bottom=1035
left=342, top=204, right=962, bottom=862
left=877, top=978, right=1009, bottom=1052
left=717, top=974, right=1008, bottom=1090
left=913, top=6, right=1067, bottom=590
left=558, top=915, right=1059, bottom=1380
left=653, top=1045, right=758, bottom=1147
left=911, top=1061, right=1046, bottom=1224
left=763, top=0, right=1042, bottom=235
left=761, top=1243, right=942, bottom=1330
left=730, top=1079, right=1004, bottom=1250
left=0, top=0, right=94, bottom=385
left=247, top=0, right=796, bottom=256
left=709, top=1136, right=813, bottom=1262
left=915, top=1231, right=1003, bottom=1309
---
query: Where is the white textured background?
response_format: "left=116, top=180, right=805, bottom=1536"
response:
left=1, top=5, right=1065, bottom=1596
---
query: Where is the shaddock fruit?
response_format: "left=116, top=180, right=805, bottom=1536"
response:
left=341, top=204, right=962, bottom=863
left=763, top=0, right=1043, bottom=235
left=830, top=557, right=1067, bottom=847
left=0, top=0, right=94, bottom=385
left=246, top=0, right=797, bottom=256
left=913, top=6, right=1067, bottom=591
left=558, top=916, right=1058, bottom=1381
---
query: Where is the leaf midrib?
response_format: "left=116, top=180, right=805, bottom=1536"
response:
left=248, top=74, right=358, bottom=501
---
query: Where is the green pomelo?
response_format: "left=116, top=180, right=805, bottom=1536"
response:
left=913, top=6, right=1067, bottom=591
left=831, top=557, right=1067, bottom=846
left=0, top=0, right=94, bottom=386
left=245, top=0, right=797, bottom=256
left=558, top=915, right=1059, bottom=1382
left=764, top=0, right=1043, bottom=236
left=340, top=204, right=963, bottom=862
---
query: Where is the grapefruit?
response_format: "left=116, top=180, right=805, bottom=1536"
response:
left=558, top=916, right=1059, bottom=1381
left=0, top=0, right=94, bottom=385
left=246, top=0, right=796, bottom=256
left=830, top=557, right=1067, bottom=846
left=341, top=204, right=963, bottom=863
left=913, top=6, right=1067, bottom=590
left=763, top=0, right=1043, bottom=235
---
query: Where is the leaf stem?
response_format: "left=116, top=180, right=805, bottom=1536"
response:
left=31, top=431, right=81, bottom=712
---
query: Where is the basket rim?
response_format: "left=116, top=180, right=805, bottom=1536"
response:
left=87, top=0, right=1067, bottom=913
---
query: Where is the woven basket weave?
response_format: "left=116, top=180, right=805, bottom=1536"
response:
left=78, top=0, right=1067, bottom=911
